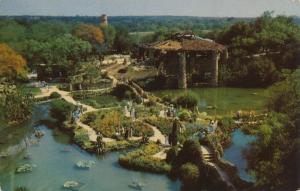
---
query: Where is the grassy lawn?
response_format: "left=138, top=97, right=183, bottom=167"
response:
left=78, top=94, right=127, bottom=109
left=19, top=85, right=41, bottom=95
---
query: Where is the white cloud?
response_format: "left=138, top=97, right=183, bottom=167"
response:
left=291, top=0, right=300, bottom=3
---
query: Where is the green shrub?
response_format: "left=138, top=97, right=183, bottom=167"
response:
left=176, top=94, right=198, bottom=110
left=162, top=95, right=173, bottom=104
left=166, top=146, right=178, bottom=164
left=106, top=140, right=139, bottom=151
left=74, top=128, right=91, bottom=149
left=178, top=109, right=192, bottom=121
left=81, top=112, right=97, bottom=125
left=50, top=99, right=75, bottom=123
left=111, top=84, right=133, bottom=99
left=49, top=92, right=61, bottom=99
left=131, top=121, right=154, bottom=137
left=145, top=116, right=173, bottom=135
left=144, top=99, right=156, bottom=107
left=179, top=163, right=200, bottom=188
left=118, top=143, right=171, bottom=174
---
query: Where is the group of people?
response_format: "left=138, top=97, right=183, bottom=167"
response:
left=159, top=105, right=176, bottom=118
left=72, top=103, right=84, bottom=123
left=124, top=101, right=137, bottom=119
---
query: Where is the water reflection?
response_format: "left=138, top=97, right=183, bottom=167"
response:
left=0, top=104, right=180, bottom=191
left=223, top=129, right=256, bottom=182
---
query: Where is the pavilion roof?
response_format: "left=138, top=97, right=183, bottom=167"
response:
left=142, top=32, right=226, bottom=52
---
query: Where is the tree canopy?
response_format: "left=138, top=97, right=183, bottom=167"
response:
left=0, top=43, right=27, bottom=80
left=73, top=24, right=104, bottom=52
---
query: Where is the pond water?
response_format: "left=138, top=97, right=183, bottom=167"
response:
left=223, top=129, right=256, bottom=182
left=153, top=87, right=268, bottom=115
left=0, top=104, right=180, bottom=191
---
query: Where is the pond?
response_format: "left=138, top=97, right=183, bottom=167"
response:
left=223, top=129, right=256, bottom=182
left=153, top=87, right=268, bottom=115
left=0, top=104, right=180, bottom=191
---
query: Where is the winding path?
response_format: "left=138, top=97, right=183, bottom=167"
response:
left=35, top=86, right=166, bottom=144
left=36, top=86, right=100, bottom=141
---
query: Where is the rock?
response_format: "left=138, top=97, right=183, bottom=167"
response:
left=35, top=131, right=45, bottom=139
left=128, top=180, right=144, bottom=190
left=63, top=181, right=83, bottom=190
left=15, top=164, right=34, bottom=173
left=206, top=105, right=217, bottom=109
left=76, top=160, right=95, bottom=169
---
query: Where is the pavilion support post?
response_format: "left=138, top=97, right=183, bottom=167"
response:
left=69, top=83, right=73, bottom=92
left=158, top=60, right=165, bottom=75
left=211, top=51, right=220, bottom=87
left=178, top=52, right=187, bottom=89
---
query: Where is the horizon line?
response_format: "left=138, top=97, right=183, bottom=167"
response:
left=0, top=14, right=299, bottom=18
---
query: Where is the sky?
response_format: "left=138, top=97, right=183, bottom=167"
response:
left=0, top=0, right=300, bottom=17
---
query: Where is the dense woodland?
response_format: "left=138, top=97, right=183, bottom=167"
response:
left=0, top=13, right=299, bottom=190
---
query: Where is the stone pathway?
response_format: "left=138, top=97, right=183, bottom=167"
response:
left=144, top=122, right=166, bottom=143
left=201, top=146, right=235, bottom=190
left=152, top=149, right=168, bottom=159
left=36, top=86, right=100, bottom=141
left=35, top=86, right=166, bottom=144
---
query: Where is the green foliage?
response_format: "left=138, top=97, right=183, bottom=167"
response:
left=100, top=25, right=116, bottom=49
left=166, top=146, right=178, bottom=164
left=105, top=140, right=139, bottom=152
left=86, top=110, right=154, bottom=138
left=119, top=143, right=171, bottom=174
left=169, top=119, right=181, bottom=146
left=145, top=116, right=173, bottom=135
left=179, top=163, right=200, bottom=188
left=25, top=35, right=92, bottom=79
left=178, top=109, right=192, bottom=121
left=81, top=112, right=97, bottom=124
left=267, top=75, right=299, bottom=119
left=113, top=27, right=133, bottom=53
left=246, top=113, right=297, bottom=190
left=175, top=140, right=203, bottom=167
left=111, top=84, right=134, bottom=100
left=214, top=12, right=300, bottom=87
left=246, top=74, right=300, bottom=190
left=226, top=57, right=280, bottom=87
left=176, top=94, right=198, bottom=110
left=74, top=127, right=91, bottom=147
left=49, top=92, right=61, bottom=99
left=170, top=140, right=203, bottom=184
left=0, top=82, right=33, bottom=123
left=50, top=99, right=74, bottom=123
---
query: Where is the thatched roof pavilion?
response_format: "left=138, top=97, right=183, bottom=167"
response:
left=139, top=32, right=227, bottom=88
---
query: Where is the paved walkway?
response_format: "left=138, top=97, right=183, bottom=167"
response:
left=36, top=86, right=100, bottom=141
left=144, top=122, right=166, bottom=143
left=35, top=86, right=166, bottom=144
left=152, top=149, right=168, bottom=159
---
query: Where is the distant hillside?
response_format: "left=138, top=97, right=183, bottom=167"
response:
left=0, top=15, right=253, bottom=32
left=1, top=15, right=298, bottom=32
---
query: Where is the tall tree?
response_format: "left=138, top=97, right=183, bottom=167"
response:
left=0, top=43, right=27, bottom=80
left=73, top=24, right=104, bottom=53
